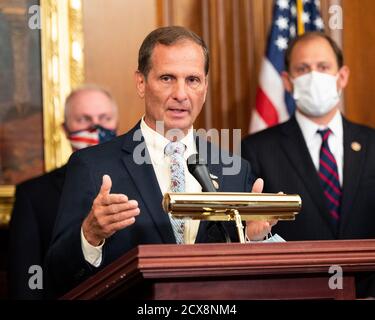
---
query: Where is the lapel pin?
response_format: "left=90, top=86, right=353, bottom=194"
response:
left=351, top=141, right=361, bottom=152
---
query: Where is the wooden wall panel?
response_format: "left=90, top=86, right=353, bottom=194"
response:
left=160, top=0, right=275, bottom=138
left=82, top=0, right=157, bottom=135
left=343, top=0, right=375, bottom=129
left=82, top=0, right=276, bottom=137
left=82, top=0, right=375, bottom=137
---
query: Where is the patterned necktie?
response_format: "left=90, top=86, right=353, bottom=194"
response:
left=317, top=129, right=342, bottom=223
left=164, top=141, right=186, bottom=244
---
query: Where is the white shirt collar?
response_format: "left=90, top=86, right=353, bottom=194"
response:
left=295, top=109, right=343, bottom=147
left=140, top=117, right=196, bottom=159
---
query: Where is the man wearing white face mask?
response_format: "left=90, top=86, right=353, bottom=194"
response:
left=292, top=70, right=341, bottom=117
left=8, top=85, right=119, bottom=299
left=242, top=32, right=375, bottom=298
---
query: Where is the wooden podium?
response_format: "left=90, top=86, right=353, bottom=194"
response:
left=63, top=239, right=375, bottom=300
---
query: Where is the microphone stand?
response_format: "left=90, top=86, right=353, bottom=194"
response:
left=229, top=209, right=245, bottom=244
left=187, top=154, right=233, bottom=243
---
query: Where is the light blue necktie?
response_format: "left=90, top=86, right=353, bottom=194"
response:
left=165, top=141, right=186, bottom=244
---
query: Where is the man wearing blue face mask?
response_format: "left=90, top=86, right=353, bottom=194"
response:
left=8, top=85, right=118, bottom=299
left=242, top=32, right=375, bottom=298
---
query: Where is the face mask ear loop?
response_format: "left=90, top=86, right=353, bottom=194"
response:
left=337, top=88, right=342, bottom=99
left=333, top=72, right=343, bottom=98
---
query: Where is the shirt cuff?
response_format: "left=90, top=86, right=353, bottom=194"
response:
left=80, top=228, right=105, bottom=267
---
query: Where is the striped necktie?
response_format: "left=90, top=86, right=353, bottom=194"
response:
left=165, top=141, right=186, bottom=244
left=317, top=129, right=342, bottom=223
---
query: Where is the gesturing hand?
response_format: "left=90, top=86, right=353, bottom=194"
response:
left=246, top=178, right=278, bottom=241
left=82, top=175, right=140, bottom=246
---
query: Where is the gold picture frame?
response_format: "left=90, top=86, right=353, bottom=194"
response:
left=0, top=0, right=84, bottom=226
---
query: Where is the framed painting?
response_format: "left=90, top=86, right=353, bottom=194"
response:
left=0, top=0, right=84, bottom=226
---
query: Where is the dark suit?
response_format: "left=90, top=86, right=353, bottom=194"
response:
left=46, top=123, right=253, bottom=296
left=8, top=166, right=66, bottom=299
left=241, top=115, right=375, bottom=297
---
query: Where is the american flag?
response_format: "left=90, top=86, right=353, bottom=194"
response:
left=249, top=0, right=324, bottom=133
left=69, top=127, right=101, bottom=151
left=69, top=126, right=116, bottom=151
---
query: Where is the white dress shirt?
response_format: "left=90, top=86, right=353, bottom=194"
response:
left=82, top=118, right=202, bottom=266
left=295, top=109, right=344, bottom=186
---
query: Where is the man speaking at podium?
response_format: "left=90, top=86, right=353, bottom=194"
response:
left=45, top=26, right=270, bottom=297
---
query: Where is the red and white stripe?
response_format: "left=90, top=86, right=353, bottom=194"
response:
left=249, top=58, right=290, bottom=133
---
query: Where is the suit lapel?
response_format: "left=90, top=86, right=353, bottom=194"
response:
left=120, top=123, right=176, bottom=243
left=339, top=119, right=367, bottom=235
left=280, top=117, right=337, bottom=235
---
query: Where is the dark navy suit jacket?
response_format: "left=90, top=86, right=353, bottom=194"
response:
left=242, top=115, right=375, bottom=297
left=9, top=166, right=66, bottom=299
left=46, top=122, right=253, bottom=296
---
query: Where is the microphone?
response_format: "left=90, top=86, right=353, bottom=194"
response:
left=187, top=154, right=231, bottom=243
left=187, top=154, right=216, bottom=192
